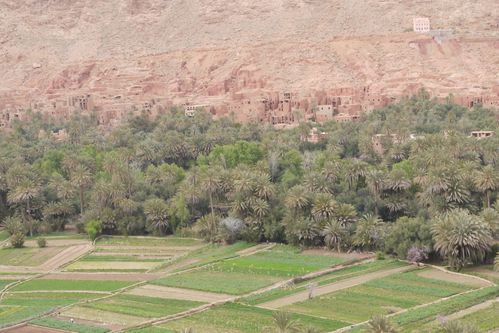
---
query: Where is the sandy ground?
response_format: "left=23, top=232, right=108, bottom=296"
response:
left=55, top=315, right=124, bottom=331
left=127, top=284, right=232, bottom=302
left=41, top=272, right=160, bottom=281
left=259, top=265, right=413, bottom=309
left=445, top=297, right=499, bottom=320
left=42, top=245, right=93, bottom=271
left=417, top=268, right=491, bottom=288
left=62, top=306, right=144, bottom=326
left=0, top=325, right=68, bottom=333
left=24, top=239, right=90, bottom=248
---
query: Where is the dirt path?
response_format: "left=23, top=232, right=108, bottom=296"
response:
left=126, top=285, right=232, bottom=303
left=41, top=272, right=161, bottom=281
left=236, top=243, right=275, bottom=256
left=41, top=244, right=93, bottom=270
left=258, top=265, right=413, bottom=309
left=445, top=297, right=498, bottom=320
left=417, top=268, right=491, bottom=288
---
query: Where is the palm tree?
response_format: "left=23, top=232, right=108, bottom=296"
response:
left=312, top=193, right=336, bottom=222
left=366, top=169, right=386, bottom=215
left=364, top=315, right=397, bottom=333
left=432, top=209, right=493, bottom=271
left=201, top=167, right=222, bottom=221
left=343, top=159, right=368, bottom=190
left=70, top=165, right=92, bottom=215
left=332, top=203, right=358, bottom=227
left=7, top=178, right=42, bottom=236
left=143, top=198, right=170, bottom=235
left=353, top=214, right=385, bottom=251
left=264, top=311, right=300, bottom=333
left=474, top=165, right=499, bottom=208
left=285, top=185, right=310, bottom=217
left=322, top=220, right=345, bottom=252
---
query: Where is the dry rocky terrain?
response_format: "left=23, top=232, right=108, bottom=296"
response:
left=1, top=0, right=498, bottom=124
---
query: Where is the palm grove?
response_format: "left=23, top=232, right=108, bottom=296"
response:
left=1, top=92, right=498, bottom=271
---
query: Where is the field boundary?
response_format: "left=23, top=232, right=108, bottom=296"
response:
left=116, top=257, right=375, bottom=333
left=329, top=282, right=498, bottom=333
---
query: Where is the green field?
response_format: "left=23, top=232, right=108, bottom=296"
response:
left=0, top=292, right=102, bottom=328
left=153, top=303, right=347, bottom=333
left=243, top=260, right=406, bottom=306
left=11, top=279, right=134, bottom=292
left=81, top=294, right=203, bottom=318
left=158, top=241, right=255, bottom=272
left=31, top=317, right=110, bottom=333
left=96, top=236, right=203, bottom=247
left=0, top=246, right=65, bottom=266
left=457, top=302, right=499, bottom=331
left=283, top=269, right=474, bottom=325
left=152, top=245, right=345, bottom=295
left=0, top=236, right=497, bottom=332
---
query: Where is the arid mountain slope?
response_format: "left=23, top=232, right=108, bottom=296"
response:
left=1, top=0, right=498, bottom=125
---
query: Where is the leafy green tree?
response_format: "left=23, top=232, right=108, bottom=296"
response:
left=385, top=216, right=432, bottom=258
left=432, top=209, right=492, bottom=270
left=84, top=219, right=102, bottom=241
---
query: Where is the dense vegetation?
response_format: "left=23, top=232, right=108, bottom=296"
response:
left=0, top=92, right=498, bottom=270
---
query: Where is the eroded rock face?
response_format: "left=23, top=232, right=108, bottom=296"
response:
left=0, top=0, right=498, bottom=127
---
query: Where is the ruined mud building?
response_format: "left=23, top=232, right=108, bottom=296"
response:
left=1, top=84, right=499, bottom=130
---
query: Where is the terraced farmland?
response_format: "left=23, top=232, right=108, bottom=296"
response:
left=0, top=235, right=497, bottom=333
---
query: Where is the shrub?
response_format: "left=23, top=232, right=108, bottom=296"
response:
left=1, top=216, right=24, bottom=235
left=219, top=217, right=246, bottom=244
left=376, top=251, right=385, bottom=260
left=10, top=232, right=25, bottom=248
left=37, top=238, right=47, bottom=248
left=84, top=219, right=102, bottom=241
left=407, top=246, right=430, bottom=265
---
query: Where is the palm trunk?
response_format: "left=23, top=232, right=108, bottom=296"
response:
left=209, top=191, right=215, bottom=220
left=486, top=190, right=490, bottom=208
left=26, top=198, right=32, bottom=237
left=79, top=187, right=85, bottom=215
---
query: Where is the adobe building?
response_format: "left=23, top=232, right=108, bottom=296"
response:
left=413, top=17, right=431, bottom=33
left=302, top=127, right=328, bottom=144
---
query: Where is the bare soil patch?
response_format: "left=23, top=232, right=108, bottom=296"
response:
left=42, top=245, right=93, bottom=270
left=62, top=306, right=144, bottom=326
left=417, top=268, right=491, bottom=288
left=159, top=258, right=201, bottom=273
left=41, top=272, right=160, bottom=281
left=55, top=315, right=123, bottom=331
left=127, top=284, right=232, bottom=302
left=24, top=239, right=89, bottom=247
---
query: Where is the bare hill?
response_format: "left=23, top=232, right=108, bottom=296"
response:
left=1, top=0, right=498, bottom=125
